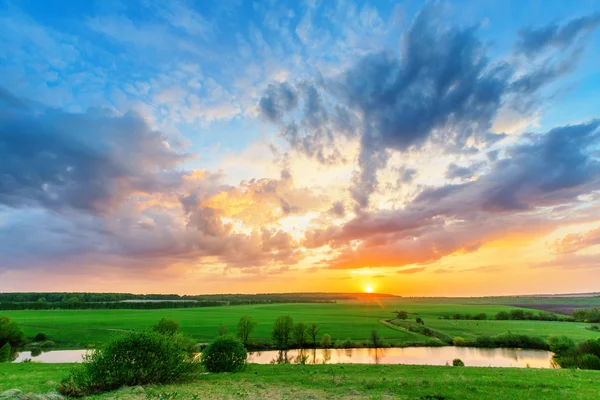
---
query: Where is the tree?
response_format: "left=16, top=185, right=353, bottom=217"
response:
left=293, top=323, right=308, bottom=348
left=396, top=311, right=408, bottom=320
left=369, top=330, right=384, bottom=347
left=152, top=318, right=180, bottom=336
left=0, top=316, right=25, bottom=348
left=272, top=316, right=294, bottom=349
left=218, top=325, right=228, bottom=336
left=416, top=317, right=424, bottom=325
left=237, top=315, right=257, bottom=345
left=308, top=323, right=320, bottom=345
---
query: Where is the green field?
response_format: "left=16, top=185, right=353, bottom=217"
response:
left=3, top=299, right=599, bottom=349
left=2, top=362, right=600, bottom=399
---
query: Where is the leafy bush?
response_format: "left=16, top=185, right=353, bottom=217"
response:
left=473, top=336, right=495, bottom=348
left=320, top=333, right=332, bottom=348
left=337, top=338, right=357, bottom=348
left=34, top=333, right=48, bottom=342
left=0, top=342, right=10, bottom=362
left=548, top=336, right=575, bottom=356
left=579, top=354, right=600, bottom=370
left=453, top=337, right=466, bottom=346
left=493, top=333, right=548, bottom=350
left=495, top=311, right=510, bottom=320
left=201, top=336, right=247, bottom=373
left=396, top=311, right=408, bottom=320
left=152, top=318, right=180, bottom=336
left=452, top=358, right=464, bottom=367
left=0, top=316, right=25, bottom=348
left=58, top=331, right=198, bottom=397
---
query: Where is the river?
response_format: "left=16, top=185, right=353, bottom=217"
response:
left=13, top=346, right=554, bottom=368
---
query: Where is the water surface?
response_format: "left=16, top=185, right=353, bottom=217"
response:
left=14, top=347, right=554, bottom=368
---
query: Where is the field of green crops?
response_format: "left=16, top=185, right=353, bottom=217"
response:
left=3, top=298, right=599, bottom=349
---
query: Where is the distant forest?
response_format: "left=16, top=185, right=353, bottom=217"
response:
left=0, top=292, right=395, bottom=310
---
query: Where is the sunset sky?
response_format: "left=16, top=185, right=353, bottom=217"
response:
left=1, top=0, right=600, bottom=296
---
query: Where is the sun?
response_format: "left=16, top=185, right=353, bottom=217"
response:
left=365, top=285, right=373, bottom=294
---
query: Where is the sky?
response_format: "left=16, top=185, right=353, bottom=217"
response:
left=1, top=0, right=600, bottom=296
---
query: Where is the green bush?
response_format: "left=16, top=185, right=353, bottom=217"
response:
left=0, top=316, right=25, bottom=349
left=452, top=358, right=464, bottom=367
left=453, top=337, right=466, bottom=346
left=0, top=342, right=10, bottom=362
left=320, top=333, right=332, bottom=348
left=579, top=354, right=600, bottom=370
left=34, top=332, right=48, bottom=342
left=57, top=331, right=197, bottom=397
left=495, top=311, right=510, bottom=320
left=548, top=336, right=576, bottom=356
left=152, top=318, right=180, bottom=336
left=493, top=333, right=548, bottom=350
left=337, top=338, right=356, bottom=348
left=201, top=336, right=247, bottom=373
left=474, top=336, right=495, bottom=348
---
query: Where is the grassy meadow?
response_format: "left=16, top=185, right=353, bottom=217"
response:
left=3, top=298, right=599, bottom=349
left=2, top=362, right=600, bottom=400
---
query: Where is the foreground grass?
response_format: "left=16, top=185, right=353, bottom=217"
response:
left=2, top=363, right=600, bottom=399
left=3, top=300, right=599, bottom=349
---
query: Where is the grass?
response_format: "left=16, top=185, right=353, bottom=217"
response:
left=2, top=299, right=599, bottom=349
left=2, top=362, right=600, bottom=399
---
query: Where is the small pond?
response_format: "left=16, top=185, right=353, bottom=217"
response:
left=13, top=347, right=554, bottom=368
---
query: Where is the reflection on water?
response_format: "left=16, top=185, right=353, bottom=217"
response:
left=14, top=347, right=554, bottom=368
left=247, top=347, right=554, bottom=368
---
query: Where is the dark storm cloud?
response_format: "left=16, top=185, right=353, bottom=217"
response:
left=0, top=89, right=188, bottom=214
left=517, top=13, right=600, bottom=57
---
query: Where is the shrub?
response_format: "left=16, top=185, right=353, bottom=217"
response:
left=57, top=331, right=197, bottom=396
left=320, top=333, right=332, bottom=348
left=473, top=313, right=487, bottom=320
left=272, top=316, right=294, bottom=349
left=415, top=317, right=424, bottom=325
left=396, top=311, right=408, bottom=320
left=579, top=354, right=600, bottom=370
left=578, top=338, right=600, bottom=358
left=201, top=336, right=247, bottom=373
left=474, top=336, right=495, bottom=348
left=453, top=337, right=466, bottom=346
left=338, top=338, right=356, bottom=348
left=495, top=311, right=510, bottom=320
left=0, top=342, right=10, bottom=362
left=152, top=318, right=180, bottom=336
left=452, top=358, right=465, bottom=367
left=548, top=336, right=576, bottom=356
left=493, top=333, right=548, bottom=350
left=34, top=333, right=48, bottom=342
left=0, top=316, right=25, bottom=348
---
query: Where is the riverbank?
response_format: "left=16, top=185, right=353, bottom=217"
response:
left=2, top=363, right=599, bottom=399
